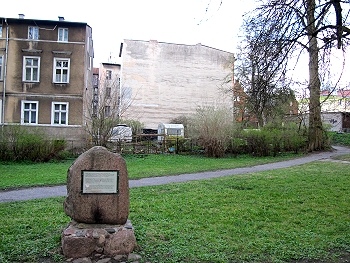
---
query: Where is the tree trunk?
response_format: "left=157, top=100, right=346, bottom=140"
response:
left=306, top=0, right=324, bottom=151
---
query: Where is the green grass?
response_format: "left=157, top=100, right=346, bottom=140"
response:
left=0, top=153, right=301, bottom=190
left=329, top=132, right=350, bottom=147
left=0, top=160, right=73, bottom=190
left=333, top=154, right=350, bottom=162
left=0, top=198, right=70, bottom=263
left=1, top=161, right=350, bottom=262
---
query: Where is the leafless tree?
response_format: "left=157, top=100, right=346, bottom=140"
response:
left=234, top=29, right=296, bottom=127
left=241, top=0, right=350, bottom=151
left=85, top=72, right=133, bottom=146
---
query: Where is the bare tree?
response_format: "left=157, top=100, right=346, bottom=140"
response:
left=223, top=33, right=295, bottom=128
left=242, top=0, right=350, bottom=151
left=85, top=70, right=133, bottom=146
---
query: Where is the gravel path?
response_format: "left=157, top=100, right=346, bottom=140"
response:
left=1, top=146, right=349, bottom=203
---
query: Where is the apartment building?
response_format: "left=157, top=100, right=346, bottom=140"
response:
left=0, top=15, right=93, bottom=147
left=119, top=39, right=235, bottom=129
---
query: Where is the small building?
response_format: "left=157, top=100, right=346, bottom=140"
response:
left=298, top=90, right=350, bottom=132
left=157, top=123, right=184, bottom=141
left=322, top=112, right=350, bottom=132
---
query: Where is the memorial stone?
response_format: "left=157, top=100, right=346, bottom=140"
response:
left=64, top=146, right=129, bottom=224
left=61, top=146, right=137, bottom=259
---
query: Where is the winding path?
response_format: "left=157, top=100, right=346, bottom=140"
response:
left=1, top=146, right=349, bottom=203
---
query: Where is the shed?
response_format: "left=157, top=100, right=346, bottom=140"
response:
left=157, top=123, right=184, bottom=141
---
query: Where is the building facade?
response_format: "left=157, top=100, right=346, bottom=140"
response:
left=119, top=39, right=234, bottom=129
left=0, top=15, right=93, bottom=147
left=298, top=90, right=350, bottom=132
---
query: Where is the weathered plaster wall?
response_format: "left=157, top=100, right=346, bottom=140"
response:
left=121, top=40, right=234, bottom=129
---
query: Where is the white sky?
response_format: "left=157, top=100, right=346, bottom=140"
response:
left=2, top=0, right=349, bottom=89
left=2, top=0, right=254, bottom=65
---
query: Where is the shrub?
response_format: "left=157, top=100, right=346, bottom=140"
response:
left=328, top=132, right=350, bottom=146
left=242, top=122, right=308, bottom=157
left=0, top=125, right=67, bottom=162
left=245, top=129, right=271, bottom=157
left=188, top=106, right=235, bottom=158
left=122, top=119, right=144, bottom=137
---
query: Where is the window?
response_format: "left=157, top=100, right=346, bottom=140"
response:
left=123, top=87, right=132, bottom=100
left=23, top=56, right=40, bottom=82
left=28, top=26, right=39, bottom=40
left=53, top=58, right=70, bottom=83
left=0, top=99, right=2, bottom=123
left=106, top=70, right=112, bottom=80
left=21, top=101, right=38, bottom=124
left=58, top=28, right=68, bottom=42
left=0, top=56, right=3, bottom=80
left=88, top=56, right=92, bottom=70
left=0, top=25, right=2, bottom=38
left=104, top=106, right=111, bottom=117
left=51, top=102, right=68, bottom=125
left=106, top=87, right=111, bottom=97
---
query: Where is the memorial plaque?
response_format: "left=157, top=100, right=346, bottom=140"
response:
left=81, top=170, right=119, bottom=194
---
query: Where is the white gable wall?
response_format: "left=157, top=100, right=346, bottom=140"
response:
left=120, top=39, right=234, bottom=129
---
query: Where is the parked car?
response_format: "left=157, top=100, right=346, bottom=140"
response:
left=109, top=125, right=132, bottom=142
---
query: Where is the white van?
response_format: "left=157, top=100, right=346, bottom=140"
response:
left=109, top=125, right=132, bottom=142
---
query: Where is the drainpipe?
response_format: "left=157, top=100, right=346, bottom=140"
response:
left=2, top=18, right=9, bottom=128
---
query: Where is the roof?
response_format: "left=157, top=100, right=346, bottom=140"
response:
left=0, top=16, right=90, bottom=28
left=158, top=123, right=184, bottom=129
left=338, top=90, right=350, bottom=97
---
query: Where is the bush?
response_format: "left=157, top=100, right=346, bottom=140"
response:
left=241, top=122, right=307, bottom=157
left=245, top=129, right=271, bottom=157
left=0, top=125, right=68, bottom=162
left=188, top=106, right=235, bottom=158
left=328, top=132, right=350, bottom=146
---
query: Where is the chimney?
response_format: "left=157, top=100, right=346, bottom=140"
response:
left=58, top=16, right=65, bottom=21
left=18, top=14, right=25, bottom=19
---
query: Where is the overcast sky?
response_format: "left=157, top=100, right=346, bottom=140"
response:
left=3, top=0, right=349, bottom=88
left=3, top=0, right=254, bottom=65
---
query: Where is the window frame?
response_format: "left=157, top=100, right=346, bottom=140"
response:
left=106, top=70, right=112, bottom=80
left=53, top=58, right=70, bottom=83
left=106, top=87, right=111, bottom=98
left=0, top=55, right=3, bottom=80
left=23, top=56, right=40, bottom=82
left=104, top=106, right=111, bottom=117
left=51, top=102, right=69, bottom=125
left=58, top=28, right=68, bottom=42
left=28, top=26, right=39, bottom=40
left=21, top=100, right=39, bottom=125
left=0, top=99, right=2, bottom=124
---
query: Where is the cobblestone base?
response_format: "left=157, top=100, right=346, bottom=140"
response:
left=61, top=220, right=137, bottom=260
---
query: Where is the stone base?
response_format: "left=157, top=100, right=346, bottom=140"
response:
left=61, top=219, right=137, bottom=259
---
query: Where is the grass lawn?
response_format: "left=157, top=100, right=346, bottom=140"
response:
left=0, top=152, right=301, bottom=190
left=1, top=160, right=350, bottom=262
left=333, top=153, right=350, bottom=162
